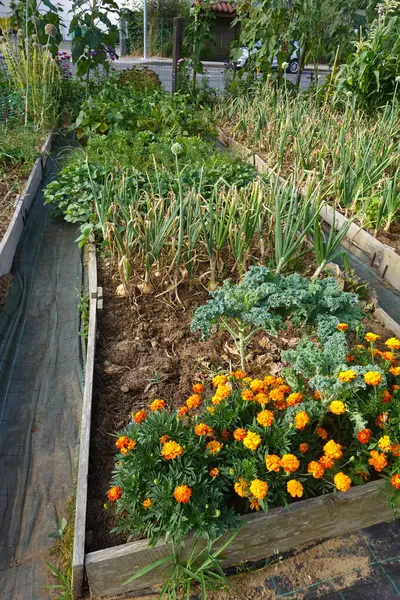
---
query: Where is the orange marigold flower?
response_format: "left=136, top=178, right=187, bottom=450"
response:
left=334, top=472, right=352, bottom=492
left=116, top=436, right=130, bottom=449
left=329, top=400, right=346, bottom=415
left=294, top=411, right=310, bottom=430
left=250, top=379, right=267, bottom=393
left=255, top=392, right=269, bottom=404
left=178, top=405, right=189, bottom=416
left=192, top=383, right=204, bottom=394
left=385, top=337, right=400, bottom=350
left=308, top=460, right=324, bottom=479
left=249, top=479, right=268, bottom=500
left=287, top=392, right=303, bottom=407
left=323, top=440, right=343, bottom=460
left=232, top=370, right=246, bottom=379
left=357, top=428, right=372, bottom=444
left=382, top=351, right=396, bottom=362
left=337, top=323, right=349, bottom=331
left=391, top=474, right=400, bottom=490
left=265, top=454, right=281, bottom=472
left=250, top=499, right=260, bottom=511
left=241, top=389, right=255, bottom=402
left=107, top=486, right=122, bottom=502
left=212, top=375, right=228, bottom=388
left=391, top=443, right=400, bottom=457
left=233, top=428, right=247, bottom=441
left=382, top=390, right=393, bottom=403
left=150, top=399, right=166, bottom=411
left=287, top=479, right=304, bottom=498
left=127, top=439, right=136, bottom=451
left=275, top=399, right=287, bottom=411
left=174, top=484, right=192, bottom=503
left=186, top=394, right=201, bottom=410
left=121, top=447, right=128, bottom=456
left=243, top=431, right=262, bottom=451
left=159, top=435, right=170, bottom=445
left=314, top=390, right=321, bottom=400
left=256, top=410, right=274, bottom=427
left=161, top=440, right=183, bottom=460
left=143, top=498, right=152, bottom=509
left=393, top=384, right=400, bottom=391
left=316, top=427, right=328, bottom=440
left=338, top=369, right=357, bottom=383
left=346, top=355, right=355, bottom=362
left=194, top=423, right=214, bottom=437
left=378, top=435, right=392, bottom=452
left=356, top=470, right=370, bottom=482
left=368, top=450, right=388, bottom=472
left=279, top=384, right=291, bottom=394
left=319, top=455, right=334, bottom=469
left=206, top=440, right=223, bottom=455
left=376, top=412, right=389, bottom=428
left=234, top=477, right=248, bottom=498
left=390, top=366, right=400, bottom=376
left=281, top=454, right=300, bottom=473
left=365, top=332, right=380, bottom=343
left=299, top=443, right=309, bottom=453
left=275, top=377, right=284, bottom=385
left=134, top=410, right=146, bottom=424
left=364, top=371, right=383, bottom=386
left=210, top=467, right=220, bottom=478
left=263, top=375, right=277, bottom=386
left=269, top=388, right=285, bottom=402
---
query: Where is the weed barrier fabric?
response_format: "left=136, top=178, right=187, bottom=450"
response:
left=0, top=134, right=82, bottom=599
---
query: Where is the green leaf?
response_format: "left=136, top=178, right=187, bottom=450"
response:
left=124, top=555, right=173, bottom=585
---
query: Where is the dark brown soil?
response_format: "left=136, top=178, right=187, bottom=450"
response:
left=0, top=274, right=12, bottom=309
left=0, top=164, right=31, bottom=240
left=376, top=221, right=400, bottom=255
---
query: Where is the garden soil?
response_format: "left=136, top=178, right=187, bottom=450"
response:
left=0, top=134, right=83, bottom=600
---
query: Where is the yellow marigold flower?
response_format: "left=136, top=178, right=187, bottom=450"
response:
left=159, top=435, right=170, bottom=445
left=150, top=399, right=166, bottom=411
left=243, top=377, right=253, bottom=385
left=243, top=431, right=262, bottom=451
left=143, top=498, right=152, bottom=509
left=269, top=387, right=285, bottom=401
left=281, top=454, right=300, bottom=473
left=329, top=400, right=346, bottom=415
left=390, top=366, right=400, bottom=376
left=107, top=486, right=122, bottom=502
left=365, top=332, right=380, bottom=343
left=334, top=472, right=351, bottom=492
left=206, top=440, right=223, bottom=455
left=210, top=467, right=220, bottom=478
left=308, top=460, right=324, bottom=479
left=233, top=427, right=247, bottom=441
left=192, top=383, right=204, bottom=394
left=338, top=369, right=357, bottom=383
left=337, top=323, right=349, bottom=331
left=207, top=406, right=215, bottom=414
left=121, top=447, right=128, bottom=455
left=234, top=477, right=248, bottom=497
left=378, top=435, right=392, bottom=452
left=161, top=440, right=183, bottom=460
left=186, top=394, right=201, bottom=410
left=299, top=443, right=309, bottom=453
left=287, top=479, right=304, bottom=498
left=250, top=499, right=260, bottom=511
left=364, top=371, right=383, bottom=386
left=255, top=392, right=269, bottom=404
left=212, top=375, right=228, bottom=388
left=256, top=410, right=274, bottom=427
left=241, top=389, right=255, bottom=401
left=385, top=337, right=400, bottom=350
left=294, top=411, right=310, bottom=430
left=368, top=450, right=388, bottom=472
left=249, top=479, right=269, bottom=500
left=391, top=474, right=400, bottom=490
left=174, top=484, right=192, bottom=503
left=215, top=384, right=231, bottom=400
left=320, top=455, right=334, bottom=469
left=323, top=440, right=343, bottom=460
left=316, top=427, right=328, bottom=440
left=287, top=392, right=303, bottom=407
left=194, top=423, right=214, bottom=437
left=250, top=379, right=267, bottom=393
left=265, top=454, right=281, bottom=472
left=178, top=405, right=189, bottom=416
left=116, top=436, right=130, bottom=449
left=134, top=410, right=146, bottom=424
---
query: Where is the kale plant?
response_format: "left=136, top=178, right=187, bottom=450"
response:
left=191, top=266, right=362, bottom=370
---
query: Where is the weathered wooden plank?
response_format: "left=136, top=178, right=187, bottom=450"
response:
left=85, top=480, right=393, bottom=598
left=72, top=244, right=98, bottom=599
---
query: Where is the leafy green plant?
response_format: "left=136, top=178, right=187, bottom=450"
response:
left=47, top=517, right=68, bottom=540
left=45, top=562, right=72, bottom=600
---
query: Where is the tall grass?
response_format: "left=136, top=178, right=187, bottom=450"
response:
left=219, top=82, right=400, bottom=233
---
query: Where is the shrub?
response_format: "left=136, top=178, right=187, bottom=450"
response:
left=108, top=334, right=400, bottom=547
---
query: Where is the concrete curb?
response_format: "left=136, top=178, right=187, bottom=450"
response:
left=0, top=130, right=54, bottom=276
left=216, top=127, right=400, bottom=295
left=72, top=243, right=98, bottom=600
